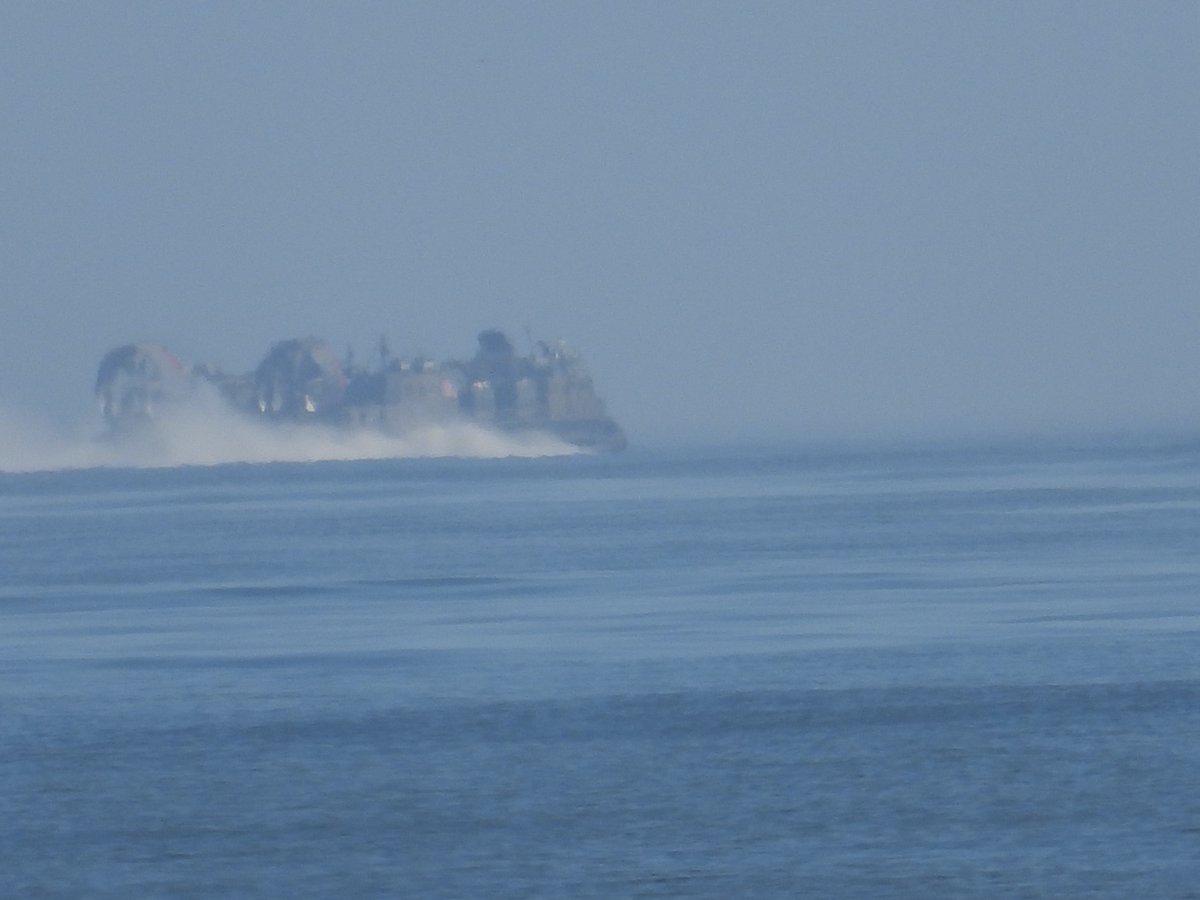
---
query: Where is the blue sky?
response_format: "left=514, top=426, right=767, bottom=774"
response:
left=2, top=2, right=1197, bottom=446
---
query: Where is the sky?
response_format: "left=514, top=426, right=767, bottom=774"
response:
left=1, top=2, right=1197, bottom=448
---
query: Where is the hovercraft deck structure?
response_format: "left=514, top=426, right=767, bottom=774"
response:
left=95, top=330, right=626, bottom=452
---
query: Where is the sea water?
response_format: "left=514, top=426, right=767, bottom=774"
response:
left=2, top=441, right=1198, bottom=898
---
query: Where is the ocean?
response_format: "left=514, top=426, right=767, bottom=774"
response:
left=2, top=439, right=1198, bottom=898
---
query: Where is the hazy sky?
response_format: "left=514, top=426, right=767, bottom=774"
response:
left=2, top=2, right=1197, bottom=446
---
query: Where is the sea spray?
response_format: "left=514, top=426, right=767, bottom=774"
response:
left=0, top=395, right=579, bottom=473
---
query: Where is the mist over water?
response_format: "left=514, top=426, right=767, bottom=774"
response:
left=0, top=393, right=579, bottom=473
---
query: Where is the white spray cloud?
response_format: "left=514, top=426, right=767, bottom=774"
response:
left=0, top=388, right=580, bottom=473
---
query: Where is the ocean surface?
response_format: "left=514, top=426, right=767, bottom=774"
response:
left=2, top=439, right=1199, bottom=898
